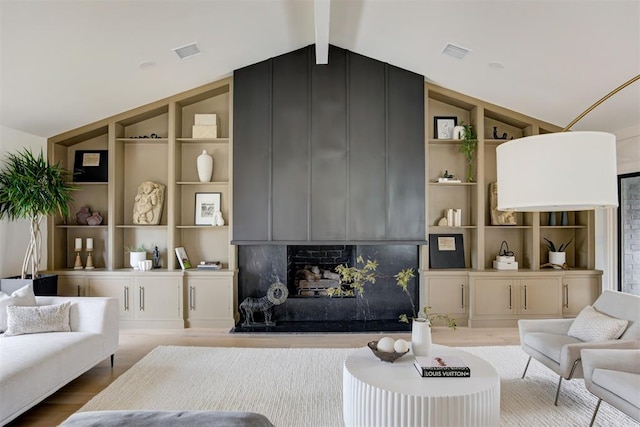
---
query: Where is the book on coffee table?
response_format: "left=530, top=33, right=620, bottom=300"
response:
left=414, top=355, right=471, bottom=378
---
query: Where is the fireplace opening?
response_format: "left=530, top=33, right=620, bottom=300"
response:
left=287, top=245, right=355, bottom=297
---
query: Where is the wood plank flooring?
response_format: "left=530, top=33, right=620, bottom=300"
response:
left=7, top=327, right=520, bottom=426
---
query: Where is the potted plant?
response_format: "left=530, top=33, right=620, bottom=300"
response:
left=458, top=123, right=478, bottom=182
left=543, top=237, right=573, bottom=269
left=125, top=244, right=148, bottom=269
left=0, top=148, right=74, bottom=294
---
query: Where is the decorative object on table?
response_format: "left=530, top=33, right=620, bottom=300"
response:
left=73, top=238, right=83, bottom=270
left=414, top=355, right=471, bottom=377
left=76, top=206, right=91, bottom=225
left=411, top=318, right=432, bottom=356
left=428, top=234, right=465, bottom=269
left=85, top=238, right=95, bottom=269
left=437, top=217, right=448, bottom=226
left=196, top=150, right=213, bottom=182
left=458, top=123, right=478, bottom=182
left=126, top=245, right=147, bottom=269
left=493, top=240, right=518, bottom=270
left=192, top=113, right=219, bottom=138
left=197, top=261, right=222, bottom=270
left=239, top=280, right=289, bottom=326
left=548, top=212, right=557, bottom=226
left=560, top=211, right=569, bottom=226
left=541, top=237, right=573, bottom=269
left=367, top=339, right=409, bottom=363
left=152, top=246, right=161, bottom=269
left=433, top=116, right=457, bottom=139
left=0, top=148, right=75, bottom=295
left=489, top=182, right=517, bottom=225
left=492, top=126, right=507, bottom=140
left=73, top=150, right=108, bottom=182
left=213, top=209, right=225, bottom=226
left=436, top=170, right=461, bottom=183
left=453, top=125, right=465, bottom=140
left=194, top=192, right=221, bottom=225
left=133, top=181, right=165, bottom=225
left=128, top=134, right=163, bottom=139
left=495, top=75, right=640, bottom=212
left=86, top=211, right=103, bottom=226
left=138, top=260, right=152, bottom=271
left=174, top=246, right=192, bottom=270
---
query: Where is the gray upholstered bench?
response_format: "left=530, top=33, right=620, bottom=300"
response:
left=60, top=410, right=275, bottom=426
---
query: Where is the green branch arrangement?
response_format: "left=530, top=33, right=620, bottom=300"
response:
left=543, top=237, right=573, bottom=252
left=458, top=122, right=478, bottom=182
left=328, top=256, right=456, bottom=329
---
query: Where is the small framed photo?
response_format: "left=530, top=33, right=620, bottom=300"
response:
left=195, top=192, right=221, bottom=225
left=434, top=116, right=457, bottom=139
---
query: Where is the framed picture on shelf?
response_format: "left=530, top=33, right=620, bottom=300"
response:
left=175, top=247, right=192, bottom=270
left=434, top=116, right=457, bottom=139
left=429, top=233, right=465, bottom=268
left=194, top=192, right=221, bottom=225
left=73, top=150, right=108, bottom=182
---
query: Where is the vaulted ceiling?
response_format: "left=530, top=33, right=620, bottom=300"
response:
left=1, top=0, right=638, bottom=138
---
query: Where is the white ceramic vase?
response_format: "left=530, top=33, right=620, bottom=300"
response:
left=453, top=125, right=465, bottom=140
left=411, top=318, right=432, bottom=356
left=549, top=251, right=566, bottom=269
left=197, top=150, right=213, bottom=182
left=130, top=251, right=146, bottom=269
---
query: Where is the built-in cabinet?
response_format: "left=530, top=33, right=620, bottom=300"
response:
left=425, top=274, right=468, bottom=325
left=47, top=79, right=237, bottom=328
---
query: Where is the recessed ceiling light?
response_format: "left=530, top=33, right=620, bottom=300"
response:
left=173, top=42, right=201, bottom=60
left=442, top=43, right=470, bottom=60
left=488, top=62, right=505, bottom=70
left=139, top=61, right=156, bottom=70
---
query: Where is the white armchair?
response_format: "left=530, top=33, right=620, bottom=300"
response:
left=582, top=348, right=640, bottom=426
left=518, top=290, right=640, bottom=405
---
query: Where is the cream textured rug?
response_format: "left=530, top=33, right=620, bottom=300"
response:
left=78, top=345, right=638, bottom=426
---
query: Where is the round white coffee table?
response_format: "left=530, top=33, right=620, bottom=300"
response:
left=343, top=344, right=500, bottom=427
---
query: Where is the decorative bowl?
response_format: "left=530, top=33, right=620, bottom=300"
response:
left=368, top=340, right=409, bottom=363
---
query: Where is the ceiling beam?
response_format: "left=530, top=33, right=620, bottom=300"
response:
left=314, top=0, right=330, bottom=64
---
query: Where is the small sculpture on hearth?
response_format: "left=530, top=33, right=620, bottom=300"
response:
left=240, top=280, right=289, bottom=326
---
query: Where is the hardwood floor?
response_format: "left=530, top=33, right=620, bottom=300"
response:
left=7, top=327, right=520, bottom=426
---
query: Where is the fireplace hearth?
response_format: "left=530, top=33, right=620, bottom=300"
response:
left=234, top=244, right=419, bottom=333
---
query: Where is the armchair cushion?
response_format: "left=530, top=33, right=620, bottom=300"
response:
left=567, top=305, right=628, bottom=342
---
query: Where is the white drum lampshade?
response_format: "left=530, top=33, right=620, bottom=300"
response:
left=496, top=131, right=618, bottom=211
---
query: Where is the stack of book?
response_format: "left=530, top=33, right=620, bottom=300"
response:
left=197, top=261, right=222, bottom=270
left=414, top=355, right=471, bottom=378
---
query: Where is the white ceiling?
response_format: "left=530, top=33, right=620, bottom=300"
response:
left=1, top=0, right=639, bottom=139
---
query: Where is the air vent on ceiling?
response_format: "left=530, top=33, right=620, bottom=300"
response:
left=442, top=43, right=470, bottom=60
left=173, top=43, right=201, bottom=59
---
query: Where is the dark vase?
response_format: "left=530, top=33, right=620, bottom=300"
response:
left=548, top=212, right=557, bottom=226
left=561, top=211, right=569, bottom=226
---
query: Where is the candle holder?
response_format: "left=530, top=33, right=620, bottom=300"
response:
left=73, top=250, right=84, bottom=269
left=85, top=248, right=95, bottom=269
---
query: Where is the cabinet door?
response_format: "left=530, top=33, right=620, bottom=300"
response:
left=88, top=277, right=132, bottom=319
left=186, top=276, right=234, bottom=327
left=135, top=276, right=182, bottom=320
left=472, top=278, right=515, bottom=316
left=519, top=277, right=562, bottom=316
left=563, top=276, right=600, bottom=317
left=57, top=275, right=86, bottom=297
left=426, top=276, right=468, bottom=316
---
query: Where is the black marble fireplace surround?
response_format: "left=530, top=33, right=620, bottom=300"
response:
left=234, top=245, right=419, bottom=333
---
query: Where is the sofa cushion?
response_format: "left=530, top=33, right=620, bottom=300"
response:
left=523, top=332, right=582, bottom=363
left=4, top=301, right=71, bottom=336
left=567, top=305, right=629, bottom=342
left=61, top=410, right=275, bottom=427
left=0, top=284, right=36, bottom=332
left=592, top=369, right=640, bottom=408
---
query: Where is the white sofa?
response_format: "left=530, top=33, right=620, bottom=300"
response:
left=0, top=296, right=119, bottom=426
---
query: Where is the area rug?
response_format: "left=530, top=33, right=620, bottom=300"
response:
left=78, top=345, right=638, bottom=426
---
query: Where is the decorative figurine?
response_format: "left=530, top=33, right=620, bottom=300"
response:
left=493, top=126, right=507, bottom=140
left=133, top=181, right=165, bottom=225
left=240, top=281, right=289, bottom=326
left=152, top=246, right=161, bottom=269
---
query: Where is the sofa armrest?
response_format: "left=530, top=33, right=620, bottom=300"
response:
left=518, top=318, right=574, bottom=345
left=582, top=347, right=640, bottom=388
left=563, top=339, right=640, bottom=369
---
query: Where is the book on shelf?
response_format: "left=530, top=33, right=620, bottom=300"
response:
left=175, top=247, right=192, bottom=270
left=414, top=355, right=471, bottom=378
left=197, top=261, right=222, bottom=270
left=437, top=177, right=462, bottom=183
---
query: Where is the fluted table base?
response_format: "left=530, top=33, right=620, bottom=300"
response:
left=343, top=345, right=500, bottom=427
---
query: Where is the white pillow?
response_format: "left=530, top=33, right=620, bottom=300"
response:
left=0, top=283, right=37, bottom=332
left=4, top=301, right=71, bottom=337
left=567, top=305, right=629, bottom=342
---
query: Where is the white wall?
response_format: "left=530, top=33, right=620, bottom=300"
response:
left=0, top=126, right=47, bottom=278
left=596, top=124, right=640, bottom=291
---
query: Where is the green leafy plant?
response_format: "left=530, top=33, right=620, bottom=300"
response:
left=543, top=237, right=573, bottom=252
left=458, top=122, right=478, bottom=182
left=328, top=256, right=457, bottom=329
left=125, top=244, right=147, bottom=253
left=0, top=149, right=74, bottom=279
